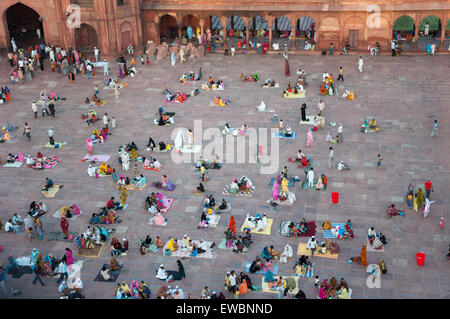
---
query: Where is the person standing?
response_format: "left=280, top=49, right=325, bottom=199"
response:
left=32, top=262, right=45, bottom=286
left=11, top=37, right=17, bottom=52
left=284, top=57, right=290, bottom=77
left=271, top=114, right=278, bottom=128
left=127, top=44, right=134, bottom=56
left=94, top=47, right=99, bottom=62
left=56, top=257, right=68, bottom=284
left=424, top=22, right=430, bottom=36
left=337, top=124, right=343, bottom=143
left=86, top=63, right=92, bottom=79
left=376, top=154, right=383, bottom=168
left=103, top=59, right=110, bottom=77
left=307, top=167, right=314, bottom=188
left=329, top=43, right=334, bottom=55
left=424, top=179, right=434, bottom=199
left=41, top=99, right=48, bottom=117
left=328, top=147, right=334, bottom=169
left=48, top=127, right=54, bottom=145
left=229, top=271, right=237, bottom=294
left=390, top=39, right=396, bottom=57
left=300, top=103, right=308, bottom=122
left=358, top=56, right=364, bottom=72
left=337, top=66, right=344, bottom=81
left=231, top=45, right=236, bottom=57
left=103, top=113, right=109, bottom=130
left=307, top=236, right=317, bottom=255
left=32, top=100, right=38, bottom=118
left=317, top=100, right=325, bottom=116
left=48, top=101, right=55, bottom=118
left=430, top=120, right=438, bottom=137
left=60, top=216, right=70, bottom=238
left=23, top=123, right=31, bottom=142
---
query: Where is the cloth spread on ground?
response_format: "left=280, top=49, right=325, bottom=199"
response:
left=158, top=198, right=175, bottom=214
left=240, top=218, right=273, bottom=235
left=272, top=132, right=297, bottom=139
left=284, top=90, right=306, bottom=98
left=223, top=186, right=254, bottom=197
left=77, top=244, right=105, bottom=258
left=299, top=115, right=315, bottom=125
left=279, top=220, right=317, bottom=237
left=243, top=262, right=279, bottom=275
left=366, top=239, right=385, bottom=252
left=41, top=185, right=61, bottom=197
left=43, top=142, right=66, bottom=149
left=52, top=210, right=84, bottom=220
left=125, top=183, right=147, bottom=191
left=322, top=223, right=346, bottom=239
left=163, top=239, right=216, bottom=259
left=261, top=276, right=299, bottom=294
left=47, top=231, right=78, bottom=242
left=7, top=265, right=33, bottom=278
left=26, top=156, right=60, bottom=169
left=296, top=243, right=339, bottom=259
left=82, top=154, right=111, bottom=163
left=3, top=161, right=23, bottom=168
left=94, top=264, right=121, bottom=282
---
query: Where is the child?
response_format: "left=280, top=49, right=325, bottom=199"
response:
left=314, top=275, right=320, bottom=289
left=111, top=115, right=116, bottom=128
left=27, top=227, right=34, bottom=242
left=51, top=60, right=55, bottom=72
left=146, top=55, right=150, bottom=65
left=271, top=114, right=278, bottom=128
left=94, top=85, right=99, bottom=95
left=134, top=163, right=138, bottom=177
left=10, top=72, right=15, bottom=85
left=141, top=55, right=145, bottom=65
left=377, top=154, right=382, bottom=168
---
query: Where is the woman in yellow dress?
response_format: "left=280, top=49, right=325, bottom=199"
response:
left=120, top=185, right=128, bottom=206
left=166, top=238, right=176, bottom=252
left=281, top=177, right=289, bottom=195
left=98, top=162, right=108, bottom=175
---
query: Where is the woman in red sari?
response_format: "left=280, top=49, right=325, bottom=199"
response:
left=60, top=216, right=70, bottom=238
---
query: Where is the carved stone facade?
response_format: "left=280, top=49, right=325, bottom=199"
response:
left=1, top=0, right=448, bottom=54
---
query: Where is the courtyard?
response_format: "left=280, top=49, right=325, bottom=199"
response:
left=0, top=51, right=449, bottom=299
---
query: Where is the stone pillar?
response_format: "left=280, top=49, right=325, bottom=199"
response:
left=439, top=13, right=447, bottom=51
left=243, top=17, right=250, bottom=47
left=199, top=18, right=205, bottom=45
left=267, top=15, right=273, bottom=47
left=414, top=13, right=421, bottom=50
left=221, top=16, right=228, bottom=48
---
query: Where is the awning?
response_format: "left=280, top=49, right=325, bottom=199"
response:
left=447, top=19, right=450, bottom=30
left=272, top=16, right=292, bottom=31
left=211, top=15, right=222, bottom=30
left=419, top=15, right=440, bottom=31
left=393, top=16, right=414, bottom=31
left=249, top=16, right=269, bottom=30
left=226, top=15, right=245, bottom=30
left=297, top=16, right=314, bottom=31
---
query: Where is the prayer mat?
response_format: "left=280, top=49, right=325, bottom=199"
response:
left=366, top=240, right=385, bottom=253
left=41, top=185, right=62, bottom=198
left=240, top=218, right=273, bottom=235
left=43, top=141, right=66, bottom=149
left=125, top=183, right=147, bottom=191
left=322, top=223, right=346, bottom=239
left=153, top=120, right=174, bottom=126
left=301, top=179, right=326, bottom=191
left=207, top=215, right=220, bottom=227
left=163, top=239, right=216, bottom=259
left=217, top=238, right=233, bottom=251
left=283, top=91, right=306, bottom=98
left=272, top=132, right=297, bottom=139
left=261, top=276, right=299, bottom=294
left=152, top=147, right=172, bottom=153
left=262, top=83, right=280, bottom=88
left=266, top=198, right=294, bottom=206
left=7, top=266, right=33, bottom=279
left=243, top=263, right=279, bottom=275
left=27, top=156, right=60, bottom=169
left=158, top=198, right=175, bottom=214
left=222, top=185, right=254, bottom=197
left=144, top=166, right=162, bottom=172
left=279, top=220, right=316, bottom=237
left=77, top=244, right=105, bottom=258
left=94, top=264, right=121, bottom=282
left=180, top=145, right=202, bottom=153
left=299, top=115, right=315, bottom=125
left=296, top=243, right=339, bottom=259
left=82, top=154, right=111, bottom=163
left=215, top=203, right=231, bottom=214
left=104, top=84, right=125, bottom=90
left=88, top=168, right=110, bottom=178
left=3, top=161, right=23, bottom=168
left=148, top=216, right=167, bottom=226
left=47, top=231, right=78, bottom=242
left=295, top=262, right=315, bottom=278
left=269, top=178, right=295, bottom=187
left=52, top=210, right=84, bottom=220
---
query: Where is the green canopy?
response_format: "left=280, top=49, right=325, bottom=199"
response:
left=419, top=15, right=440, bottom=31
left=446, top=19, right=450, bottom=30
left=393, top=16, right=414, bottom=31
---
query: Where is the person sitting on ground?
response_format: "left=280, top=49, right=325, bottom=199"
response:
left=42, top=178, right=54, bottom=192
left=337, top=161, right=350, bottom=171
left=387, top=204, right=403, bottom=217
left=369, top=118, right=377, bottom=129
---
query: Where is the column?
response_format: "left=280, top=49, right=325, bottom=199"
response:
left=439, top=14, right=446, bottom=51
left=199, top=18, right=205, bottom=46
left=267, top=16, right=273, bottom=47
left=220, top=17, right=228, bottom=48
left=290, top=16, right=296, bottom=50
left=414, top=14, right=421, bottom=50
left=244, top=17, right=250, bottom=47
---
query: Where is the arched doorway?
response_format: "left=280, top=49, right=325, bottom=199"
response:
left=393, top=15, right=415, bottom=51
left=318, top=16, right=340, bottom=50
left=295, top=16, right=315, bottom=50
left=5, top=3, right=44, bottom=50
left=344, top=16, right=365, bottom=49
left=120, top=22, right=133, bottom=53
left=272, top=16, right=292, bottom=49
left=159, top=14, right=178, bottom=43
left=417, top=15, right=442, bottom=51
left=248, top=16, right=269, bottom=50
left=205, top=15, right=224, bottom=47
left=226, top=15, right=245, bottom=38
left=181, top=14, right=199, bottom=43
left=75, top=24, right=98, bottom=54
left=445, top=19, right=450, bottom=50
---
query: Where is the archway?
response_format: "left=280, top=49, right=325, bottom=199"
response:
left=343, top=16, right=365, bottom=49
left=446, top=19, right=450, bottom=48
left=159, top=14, right=178, bottom=43
left=318, top=16, right=340, bottom=50
left=205, top=15, right=224, bottom=47
left=419, top=15, right=441, bottom=38
left=272, top=16, right=292, bottom=49
left=181, top=14, right=199, bottom=42
left=226, top=15, right=245, bottom=38
left=75, top=24, right=98, bottom=54
left=5, top=3, right=44, bottom=50
left=249, top=16, right=269, bottom=38
left=295, top=16, right=315, bottom=50
left=120, top=22, right=132, bottom=52
left=393, top=15, right=415, bottom=51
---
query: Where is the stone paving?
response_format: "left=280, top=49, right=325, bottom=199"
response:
left=0, top=51, right=449, bottom=299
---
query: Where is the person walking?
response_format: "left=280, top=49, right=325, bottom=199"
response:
left=424, top=179, right=434, bottom=199
left=358, top=56, right=364, bottom=72
left=103, top=113, right=109, bottom=130
left=390, top=39, right=396, bottom=57
left=376, top=154, right=383, bottom=168
left=56, top=258, right=68, bottom=284
left=48, top=101, right=55, bottom=118
left=23, top=123, right=31, bottom=142
left=103, top=60, right=110, bottom=77
left=430, top=120, right=438, bottom=137
left=328, top=147, right=334, bottom=169
left=337, top=124, right=343, bottom=142
left=317, top=100, right=325, bottom=116
left=86, top=63, right=92, bottom=79
left=284, top=57, right=290, bottom=77
left=41, top=99, right=48, bottom=117
left=307, top=236, right=317, bottom=255
left=94, top=47, right=99, bottom=62
left=32, top=100, right=38, bottom=118
left=32, top=262, right=45, bottom=286
left=337, top=66, right=344, bottom=81
left=48, top=127, right=55, bottom=145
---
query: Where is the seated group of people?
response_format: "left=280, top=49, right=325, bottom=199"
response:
left=342, top=88, right=355, bottom=100
left=202, top=76, right=224, bottom=90
left=143, top=156, right=162, bottom=170
left=211, top=96, right=230, bottom=106
left=82, top=109, right=98, bottom=125
left=285, top=218, right=309, bottom=237
left=77, top=225, right=112, bottom=249
left=240, top=73, right=258, bottom=82
left=323, top=219, right=354, bottom=239
left=261, top=78, right=277, bottom=88
left=243, top=213, right=269, bottom=233
left=224, top=228, right=253, bottom=253
left=58, top=204, right=81, bottom=219
left=227, top=176, right=254, bottom=194
left=87, top=161, right=113, bottom=177
left=195, top=155, right=222, bottom=170
left=292, top=150, right=310, bottom=167
left=320, top=73, right=336, bottom=96
left=361, top=118, right=379, bottom=132
left=307, top=236, right=340, bottom=255
left=179, top=68, right=202, bottom=83
left=313, top=114, right=325, bottom=130
left=164, top=89, right=188, bottom=103
left=294, top=255, right=313, bottom=276
left=337, top=161, right=350, bottom=171
left=283, top=81, right=305, bottom=97
left=90, top=206, right=120, bottom=225
left=139, top=235, right=164, bottom=255
left=91, top=127, right=108, bottom=143
left=145, top=192, right=170, bottom=214
left=367, top=226, right=387, bottom=249
left=85, top=94, right=104, bottom=106
left=318, top=277, right=351, bottom=299
left=198, top=208, right=220, bottom=229
left=110, top=236, right=129, bottom=256
left=24, top=152, right=52, bottom=169
left=146, top=138, right=171, bottom=152
left=166, top=236, right=214, bottom=257
left=1, top=125, right=13, bottom=142
left=221, top=123, right=247, bottom=136
left=387, top=204, right=404, bottom=217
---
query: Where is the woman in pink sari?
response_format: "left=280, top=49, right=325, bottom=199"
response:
left=86, top=137, right=94, bottom=154
left=74, top=50, right=80, bottom=64
left=65, top=248, right=74, bottom=266
left=307, top=128, right=313, bottom=147
left=272, top=182, right=279, bottom=200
